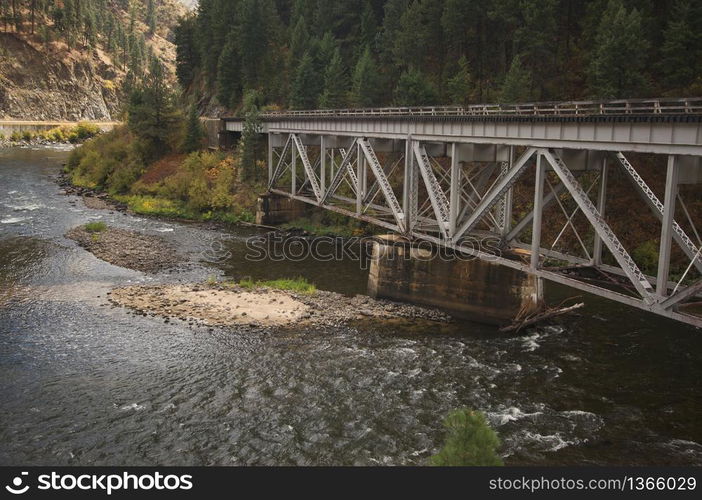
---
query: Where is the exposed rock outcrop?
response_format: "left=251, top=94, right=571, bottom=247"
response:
left=0, top=33, right=120, bottom=121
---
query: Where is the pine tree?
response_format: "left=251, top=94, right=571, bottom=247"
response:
left=175, top=15, right=200, bottom=90
left=501, top=55, right=533, bottom=103
left=430, top=409, right=503, bottom=466
left=183, top=102, right=204, bottom=153
left=393, top=0, right=428, bottom=70
left=290, top=15, right=310, bottom=64
left=290, top=52, right=318, bottom=109
left=239, top=89, right=262, bottom=182
left=659, top=0, right=702, bottom=93
left=216, top=30, right=241, bottom=109
left=319, top=48, right=349, bottom=109
left=393, top=68, right=437, bottom=106
left=127, top=59, right=180, bottom=161
left=515, top=0, right=558, bottom=99
left=351, top=46, right=381, bottom=107
left=447, top=55, right=474, bottom=105
left=146, top=0, right=156, bottom=36
left=588, top=0, right=650, bottom=98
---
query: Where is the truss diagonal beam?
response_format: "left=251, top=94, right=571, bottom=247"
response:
left=358, top=138, right=405, bottom=231
left=615, top=152, right=702, bottom=274
left=544, top=149, right=655, bottom=302
left=454, top=148, right=537, bottom=242
left=413, top=142, right=451, bottom=237
left=268, top=135, right=292, bottom=190
left=291, top=134, right=322, bottom=202
left=364, top=156, right=402, bottom=204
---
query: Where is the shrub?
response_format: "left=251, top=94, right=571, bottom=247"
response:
left=10, top=131, right=22, bottom=142
left=239, top=277, right=316, bottom=294
left=632, top=240, right=659, bottom=276
left=108, top=163, right=142, bottom=195
left=430, top=409, right=503, bottom=466
left=114, top=195, right=192, bottom=219
left=73, top=122, right=102, bottom=141
left=84, top=221, right=107, bottom=233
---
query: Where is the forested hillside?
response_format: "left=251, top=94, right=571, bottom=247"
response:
left=177, top=0, right=702, bottom=113
left=0, top=0, right=187, bottom=120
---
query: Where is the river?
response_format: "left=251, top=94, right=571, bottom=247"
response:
left=0, top=146, right=700, bottom=466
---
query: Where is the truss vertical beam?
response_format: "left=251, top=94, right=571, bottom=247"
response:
left=502, top=146, right=515, bottom=236
left=403, top=139, right=419, bottom=235
left=453, top=148, right=537, bottom=241
left=291, top=139, right=297, bottom=195
left=543, top=149, right=654, bottom=302
left=267, top=133, right=273, bottom=182
left=449, top=143, right=460, bottom=237
left=657, top=155, right=680, bottom=297
left=320, top=136, right=326, bottom=196
left=592, top=157, right=608, bottom=266
left=356, top=141, right=363, bottom=215
left=531, top=153, right=546, bottom=270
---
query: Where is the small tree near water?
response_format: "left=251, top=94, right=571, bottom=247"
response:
left=183, top=103, right=204, bottom=153
left=430, top=409, right=503, bottom=466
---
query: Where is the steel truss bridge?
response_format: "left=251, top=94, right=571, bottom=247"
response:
left=224, top=98, right=702, bottom=328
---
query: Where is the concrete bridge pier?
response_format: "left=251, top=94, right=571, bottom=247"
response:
left=255, top=193, right=310, bottom=226
left=368, top=235, right=543, bottom=325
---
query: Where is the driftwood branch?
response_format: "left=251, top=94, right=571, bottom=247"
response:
left=238, top=221, right=278, bottom=231
left=500, top=302, right=585, bottom=333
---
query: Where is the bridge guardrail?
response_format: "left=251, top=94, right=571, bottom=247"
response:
left=243, top=98, right=702, bottom=119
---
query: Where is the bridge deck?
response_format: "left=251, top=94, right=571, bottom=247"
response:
left=224, top=98, right=702, bottom=156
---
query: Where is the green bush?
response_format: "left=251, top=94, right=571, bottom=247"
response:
left=238, top=277, right=317, bottom=294
left=84, top=221, right=107, bottom=233
left=67, top=127, right=134, bottom=191
left=632, top=240, right=659, bottom=276
left=21, top=130, right=34, bottom=142
left=10, top=131, right=21, bottom=142
left=74, top=122, right=102, bottom=141
left=430, top=409, right=503, bottom=466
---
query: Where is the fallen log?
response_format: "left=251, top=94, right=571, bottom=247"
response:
left=500, top=302, right=585, bottom=333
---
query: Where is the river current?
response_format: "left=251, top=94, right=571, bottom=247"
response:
left=0, top=147, right=700, bottom=466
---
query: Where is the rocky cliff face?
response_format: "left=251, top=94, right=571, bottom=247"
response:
left=0, top=33, right=121, bottom=121
left=0, top=0, right=186, bottom=122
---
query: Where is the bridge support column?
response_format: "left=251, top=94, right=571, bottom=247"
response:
left=530, top=153, right=546, bottom=270
left=368, top=235, right=543, bottom=325
left=402, top=138, right=418, bottom=235
left=657, top=155, right=680, bottom=297
left=592, top=157, right=608, bottom=266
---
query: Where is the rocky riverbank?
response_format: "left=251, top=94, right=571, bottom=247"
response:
left=66, top=224, right=182, bottom=273
left=109, top=282, right=452, bottom=330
